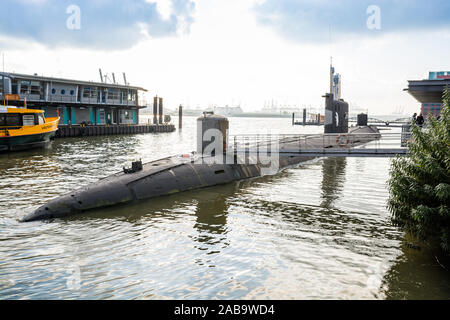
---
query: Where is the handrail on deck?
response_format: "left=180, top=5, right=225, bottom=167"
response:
left=227, top=131, right=411, bottom=154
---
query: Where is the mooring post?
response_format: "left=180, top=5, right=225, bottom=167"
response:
left=153, top=96, right=158, bottom=125
left=178, top=105, right=183, bottom=129
left=292, top=113, right=295, bottom=126
left=303, top=108, right=307, bottom=125
left=159, top=97, right=163, bottom=125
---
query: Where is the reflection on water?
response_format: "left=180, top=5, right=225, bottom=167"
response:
left=0, top=117, right=449, bottom=299
left=381, top=243, right=450, bottom=300
left=192, top=187, right=232, bottom=256
left=320, top=158, right=347, bottom=209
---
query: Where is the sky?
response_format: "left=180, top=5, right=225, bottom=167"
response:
left=0, top=0, right=449, bottom=115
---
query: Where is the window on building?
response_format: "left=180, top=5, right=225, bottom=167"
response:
left=11, top=80, right=18, bottom=94
left=30, top=81, right=42, bottom=95
left=23, top=114, right=36, bottom=126
left=83, top=87, right=91, bottom=98
left=20, top=80, right=31, bottom=94
left=61, top=89, right=66, bottom=95
left=52, top=88, right=56, bottom=95
left=99, top=108, right=106, bottom=124
left=107, top=89, right=119, bottom=100
left=90, top=88, right=98, bottom=99
left=127, top=91, right=136, bottom=102
left=70, top=90, right=75, bottom=96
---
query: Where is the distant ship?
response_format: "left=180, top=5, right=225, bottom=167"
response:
left=167, top=102, right=321, bottom=119
left=178, top=105, right=306, bottom=118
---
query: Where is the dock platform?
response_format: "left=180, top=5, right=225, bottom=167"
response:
left=55, top=124, right=175, bottom=138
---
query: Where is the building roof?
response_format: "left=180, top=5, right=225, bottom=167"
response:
left=406, top=79, right=450, bottom=104
left=0, top=72, right=147, bottom=92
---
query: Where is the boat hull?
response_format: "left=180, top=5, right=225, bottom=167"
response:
left=0, top=130, right=57, bottom=152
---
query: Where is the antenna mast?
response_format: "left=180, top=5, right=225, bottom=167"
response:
left=330, top=57, right=334, bottom=95
left=99, top=69, right=104, bottom=83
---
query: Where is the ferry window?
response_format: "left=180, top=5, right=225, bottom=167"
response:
left=52, top=88, right=56, bottom=95
left=38, top=114, right=45, bottom=125
left=23, top=115, right=36, bottom=126
left=61, top=89, right=66, bottom=95
left=0, top=115, right=5, bottom=126
left=5, top=114, right=21, bottom=126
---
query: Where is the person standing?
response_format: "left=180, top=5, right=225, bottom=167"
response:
left=416, top=113, right=424, bottom=127
left=412, top=113, right=417, bottom=122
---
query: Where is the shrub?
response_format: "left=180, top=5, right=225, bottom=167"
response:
left=387, top=86, right=450, bottom=252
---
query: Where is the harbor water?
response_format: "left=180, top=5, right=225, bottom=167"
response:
left=0, top=116, right=449, bottom=299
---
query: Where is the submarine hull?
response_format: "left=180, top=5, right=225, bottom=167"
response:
left=22, top=154, right=312, bottom=222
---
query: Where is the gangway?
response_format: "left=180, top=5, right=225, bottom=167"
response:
left=230, top=131, right=411, bottom=158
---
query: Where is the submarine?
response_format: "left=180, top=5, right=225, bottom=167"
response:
left=21, top=94, right=380, bottom=222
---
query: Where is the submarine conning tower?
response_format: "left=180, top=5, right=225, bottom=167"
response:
left=197, top=112, right=229, bottom=156
left=324, top=60, right=349, bottom=134
left=324, top=93, right=349, bottom=134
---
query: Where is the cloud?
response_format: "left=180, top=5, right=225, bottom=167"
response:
left=253, top=0, right=450, bottom=43
left=0, top=0, right=196, bottom=50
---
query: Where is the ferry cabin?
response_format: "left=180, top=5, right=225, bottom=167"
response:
left=0, top=72, right=147, bottom=126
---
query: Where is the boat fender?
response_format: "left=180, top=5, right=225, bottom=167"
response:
left=336, top=134, right=349, bottom=147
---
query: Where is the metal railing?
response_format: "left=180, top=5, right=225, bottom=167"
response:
left=7, top=94, right=141, bottom=107
left=228, top=132, right=411, bottom=158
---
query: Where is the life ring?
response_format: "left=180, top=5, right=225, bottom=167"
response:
left=336, top=134, right=349, bottom=147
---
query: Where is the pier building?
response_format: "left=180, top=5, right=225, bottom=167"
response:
left=0, top=72, right=145, bottom=126
left=406, top=71, right=450, bottom=118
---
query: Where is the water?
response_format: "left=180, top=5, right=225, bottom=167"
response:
left=0, top=117, right=449, bottom=300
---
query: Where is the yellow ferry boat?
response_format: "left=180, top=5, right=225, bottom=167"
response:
left=0, top=95, right=59, bottom=152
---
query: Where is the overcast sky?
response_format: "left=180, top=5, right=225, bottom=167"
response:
left=1, top=0, right=449, bottom=115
